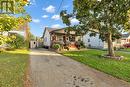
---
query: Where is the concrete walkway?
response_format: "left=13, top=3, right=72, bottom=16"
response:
left=29, top=48, right=130, bottom=87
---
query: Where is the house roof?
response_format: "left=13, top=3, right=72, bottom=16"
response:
left=122, top=33, right=130, bottom=39
left=46, top=27, right=62, bottom=32
left=42, top=27, right=64, bottom=38
left=42, top=27, right=77, bottom=38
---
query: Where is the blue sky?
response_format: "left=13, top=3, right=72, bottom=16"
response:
left=25, top=0, right=79, bottom=37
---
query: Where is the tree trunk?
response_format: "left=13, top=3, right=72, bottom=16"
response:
left=107, top=32, right=115, bottom=57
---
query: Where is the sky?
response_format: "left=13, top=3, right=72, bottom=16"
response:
left=25, top=0, right=79, bottom=37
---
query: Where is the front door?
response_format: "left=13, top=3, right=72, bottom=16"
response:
left=63, top=35, right=66, bottom=43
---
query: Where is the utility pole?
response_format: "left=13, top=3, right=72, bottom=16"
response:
left=25, top=22, right=30, bottom=49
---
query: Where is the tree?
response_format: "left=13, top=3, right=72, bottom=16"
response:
left=0, top=0, right=31, bottom=47
left=73, top=0, right=130, bottom=57
left=0, top=0, right=29, bottom=14
left=0, top=14, right=17, bottom=33
left=71, top=0, right=130, bottom=57
left=60, top=10, right=72, bottom=27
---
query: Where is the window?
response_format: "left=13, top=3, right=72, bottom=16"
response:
left=117, top=39, right=121, bottom=44
left=127, top=39, right=129, bottom=42
left=44, top=37, right=47, bottom=42
left=52, top=35, right=56, bottom=41
left=88, top=39, right=90, bottom=42
left=69, top=36, right=75, bottom=42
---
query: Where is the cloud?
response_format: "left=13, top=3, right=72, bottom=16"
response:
left=70, top=18, right=79, bottom=25
left=29, top=0, right=36, bottom=6
left=32, top=18, right=40, bottom=23
left=43, top=5, right=55, bottom=13
left=51, top=24, right=61, bottom=28
left=42, top=15, right=49, bottom=18
left=51, top=15, right=60, bottom=20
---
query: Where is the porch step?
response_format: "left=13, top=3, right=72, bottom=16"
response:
left=69, top=44, right=77, bottom=48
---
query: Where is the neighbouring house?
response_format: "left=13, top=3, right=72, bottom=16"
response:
left=83, top=32, right=107, bottom=49
left=113, top=33, right=130, bottom=48
left=42, top=27, right=81, bottom=49
left=83, top=32, right=130, bottom=49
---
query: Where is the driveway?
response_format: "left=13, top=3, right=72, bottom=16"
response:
left=29, top=48, right=130, bottom=87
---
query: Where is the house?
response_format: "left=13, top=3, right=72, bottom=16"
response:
left=42, top=27, right=81, bottom=49
left=83, top=32, right=107, bottom=49
left=113, top=33, right=130, bottom=48
left=83, top=32, right=130, bottom=49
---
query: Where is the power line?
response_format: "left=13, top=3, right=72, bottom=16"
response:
left=56, top=0, right=64, bottom=14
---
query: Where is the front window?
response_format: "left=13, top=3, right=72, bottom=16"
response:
left=117, top=39, right=121, bottom=44
left=88, top=39, right=90, bottom=42
left=127, top=39, right=129, bottom=42
left=69, top=36, right=75, bottom=42
left=44, top=37, right=47, bottom=42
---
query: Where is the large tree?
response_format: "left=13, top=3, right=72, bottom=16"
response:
left=61, top=0, right=130, bottom=57
left=0, top=0, right=31, bottom=46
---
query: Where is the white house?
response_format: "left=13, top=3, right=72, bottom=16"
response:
left=83, top=32, right=130, bottom=49
left=42, top=27, right=52, bottom=47
left=83, top=32, right=107, bottom=49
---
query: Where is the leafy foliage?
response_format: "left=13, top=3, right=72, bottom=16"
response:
left=52, top=44, right=61, bottom=49
left=7, top=34, right=25, bottom=49
left=60, top=10, right=72, bottom=26
left=0, top=0, right=29, bottom=14
left=73, top=0, right=130, bottom=41
left=60, top=0, right=130, bottom=56
left=0, top=0, right=31, bottom=49
left=0, top=14, right=18, bottom=32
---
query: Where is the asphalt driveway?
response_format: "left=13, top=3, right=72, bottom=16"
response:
left=29, top=48, right=130, bottom=87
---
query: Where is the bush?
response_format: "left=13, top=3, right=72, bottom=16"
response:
left=52, top=44, right=61, bottom=50
left=6, top=34, right=26, bottom=49
left=80, top=41, right=85, bottom=48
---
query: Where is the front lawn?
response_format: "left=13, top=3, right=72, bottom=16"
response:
left=120, top=48, right=130, bottom=52
left=0, top=49, right=29, bottom=87
left=62, top=49, right=130, bottom=82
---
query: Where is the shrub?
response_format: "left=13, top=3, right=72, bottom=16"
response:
left=80, top=41, right=85, bottom=48
left=6, top=34, right=26, bottom=49
left=52, top=44, right=61, bottom=49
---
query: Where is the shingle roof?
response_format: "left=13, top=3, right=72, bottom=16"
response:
left=122, top=33, right=130, bottom=38
left=42, top=27, right=64, bottom=38
left=45, top=27, right=61, bottom=32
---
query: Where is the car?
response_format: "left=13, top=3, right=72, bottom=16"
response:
left=123, top=43, right=130, bottom=48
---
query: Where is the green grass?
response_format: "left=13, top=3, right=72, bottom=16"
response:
left=0, top=49, right=29, bottom=87
left=62, top=49, right=130, bottom=82
left=121, top=48, right=130, bottom=52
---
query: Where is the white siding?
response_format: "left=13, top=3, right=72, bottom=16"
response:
left=43, top=30, right=51, bottom=47
left=83, top=32, right=105, bottom=49
left=30, top=41, right=37, bottom=48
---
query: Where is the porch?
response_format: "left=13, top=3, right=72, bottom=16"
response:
left=51, top=33, right=81, bottom=50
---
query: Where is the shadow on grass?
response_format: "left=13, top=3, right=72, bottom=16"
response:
left=0, top=50, right=29, bottom=87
